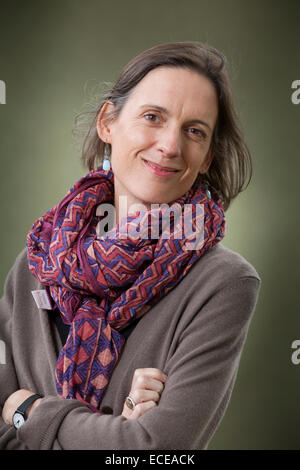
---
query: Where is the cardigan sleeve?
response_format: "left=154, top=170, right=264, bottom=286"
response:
left=0, top=253, right=29, bottom=449
left=16, top=275, right=261, bottom=450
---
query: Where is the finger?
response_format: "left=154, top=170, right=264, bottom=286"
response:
left=133, top=368, right=167, bottom=387
left=127, top=400, right=157, bottom=420
left=121, top=401, right=134, bottom=419
left=129, top=389, right=161, bottom=405
left=132, top=375, right=166, bottom=394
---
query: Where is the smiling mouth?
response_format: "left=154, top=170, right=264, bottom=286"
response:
left=142, top=158, right=180, bottom=173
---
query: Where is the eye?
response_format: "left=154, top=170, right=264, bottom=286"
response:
left=187, top=127, right=207, bottom=139
left=144, top=113, right=160, bottom=122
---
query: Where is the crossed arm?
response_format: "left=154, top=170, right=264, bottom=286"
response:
left=0, top=250, right=261, bottom=450
left=1, top=367, right=167, bottom=425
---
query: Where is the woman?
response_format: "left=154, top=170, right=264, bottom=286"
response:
left=0, top=42, right=261, bottom=449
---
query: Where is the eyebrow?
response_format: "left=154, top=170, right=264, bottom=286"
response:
left=139, top=104, right=212, bottom=132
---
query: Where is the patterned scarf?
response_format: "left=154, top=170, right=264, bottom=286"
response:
left=26, top=166, right=226, bottom=412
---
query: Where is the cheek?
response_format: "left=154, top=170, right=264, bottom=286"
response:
left=190, top=142, right=211, bottom=167
left=130, top=126, right=155, bottom=151
left=114, top=124, right=153, bottom=158
left=185, top=151, right=202, bottom=171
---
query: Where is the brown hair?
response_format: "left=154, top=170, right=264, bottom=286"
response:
left=73, top=41, right=253, bottom=211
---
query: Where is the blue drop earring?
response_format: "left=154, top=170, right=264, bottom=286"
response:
left=205, top=185, right=212, bottom=200
left=199, top=174, right=212, bottom=200
left=103, top=145, right=111, bottom=171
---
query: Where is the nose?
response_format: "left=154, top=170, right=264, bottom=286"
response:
left=156, top=125, right=182, bottom=158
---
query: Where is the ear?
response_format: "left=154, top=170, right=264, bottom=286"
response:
left=199, top=147, right=214, bottom=174
left=96, top=101, right=116, bottom=143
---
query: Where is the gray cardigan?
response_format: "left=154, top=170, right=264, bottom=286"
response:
left=0, top=243, right=261, bottom=450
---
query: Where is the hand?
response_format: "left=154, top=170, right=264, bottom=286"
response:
left=2, top=389, right=42, bottom=426
left=121, top=368, right=167, bottom=420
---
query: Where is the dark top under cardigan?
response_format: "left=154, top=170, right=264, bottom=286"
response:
left=52, top=309, right=140, bottom=345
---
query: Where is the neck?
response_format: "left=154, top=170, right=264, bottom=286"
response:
left=114, top=180, right=151, bottom=228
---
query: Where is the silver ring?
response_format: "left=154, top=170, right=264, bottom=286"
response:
left=125, top=396, right=136, bottom=410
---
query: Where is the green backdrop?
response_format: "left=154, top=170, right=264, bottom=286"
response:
left=0, top=0, right=299, bottom=449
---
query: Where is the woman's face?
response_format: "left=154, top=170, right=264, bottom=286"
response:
left=97, top=66, right=219, bottom=213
